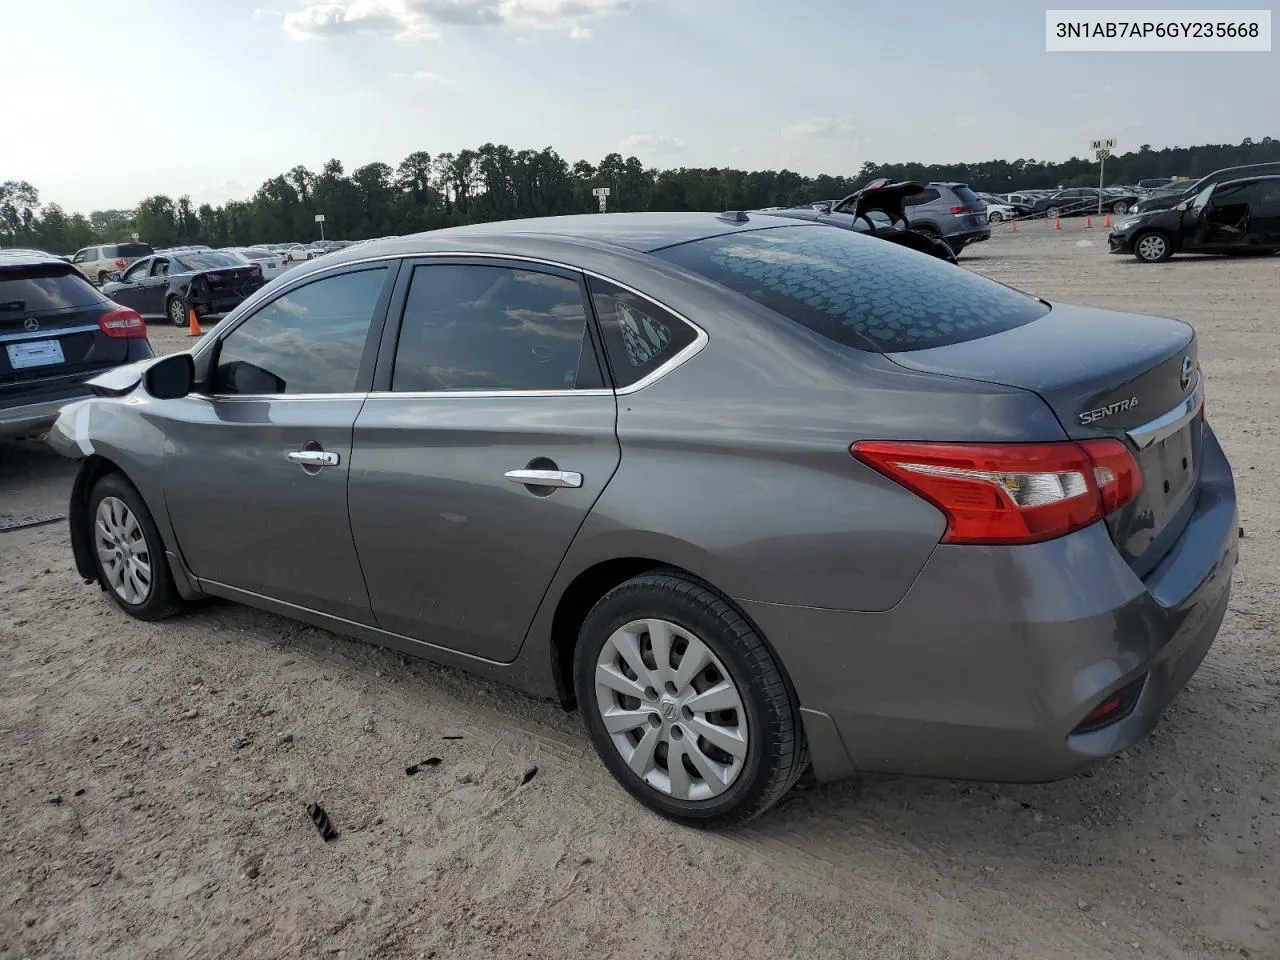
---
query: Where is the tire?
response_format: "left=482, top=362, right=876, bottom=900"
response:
left=167, top=296, right=187, bottom=327
left=1133, top=231, right=1172, bottom=263
left=1112, top=200, right=1130, bottom=215
left=97, top=271, right=111, bottom=286
left=1046, top=206, right=1061, bottom=219
left=988, top=209, right=1004, bottom=223
left=574, top=569, right=807, bottom=828
left=87, top=472, right=182, bottom=621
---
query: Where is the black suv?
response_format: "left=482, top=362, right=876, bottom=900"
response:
left=1136, top=163, right=1280, bottom=214
left=1, top=252, right=153, bottom=442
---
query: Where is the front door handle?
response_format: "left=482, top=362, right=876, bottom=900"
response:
left=288, top=450, right=340, bottom=467
left=504, top=469, right=582, bottom=489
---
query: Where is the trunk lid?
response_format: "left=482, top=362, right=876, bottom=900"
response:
left=199, top=265, right=263, bottom=298
left=886, top=302, right=1203, bottom=577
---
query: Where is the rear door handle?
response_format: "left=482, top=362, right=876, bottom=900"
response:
left=504, top=469, right=582, bottom=489
left=288, top=450, right=340, bottom=467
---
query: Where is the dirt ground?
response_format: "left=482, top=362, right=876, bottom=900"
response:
left=1, top=222, right=1278, bottom=960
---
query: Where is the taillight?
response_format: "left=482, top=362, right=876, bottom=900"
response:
left=115, top=258, right=126, bottom=268
left=250, top=264, right=262, bottom=278
left=206, top=272, right=222, bottom=284
left=851, top=439, right=1143, bottom=545
left=98, top=305, right=147, bottom=339
left=950, top=205, right=973, bottom=215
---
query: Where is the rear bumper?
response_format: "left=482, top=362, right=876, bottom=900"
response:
left=0, top=393, right=88, bottom=440
left=951, top=228, right=991, bottom=247
left=190, top=290, right=262, bottom=317
left=743, top=426, right=1238, bottom=783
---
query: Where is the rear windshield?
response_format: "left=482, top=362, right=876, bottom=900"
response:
left=0, top=266, right=106, bottom=312
left=172, top=251, right=244, bottom=271
left=949, top=185, right=982, bottom=205
left=655, top=225, right=1049, bottom=353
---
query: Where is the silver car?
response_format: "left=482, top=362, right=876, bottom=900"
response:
left=47, top=213, right=1237, bottom=827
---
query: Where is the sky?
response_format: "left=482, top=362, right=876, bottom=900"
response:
left=3, top=0, right=1277, bottom=213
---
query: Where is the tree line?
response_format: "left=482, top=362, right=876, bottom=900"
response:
left=3, top=136, right=1278, bottom=253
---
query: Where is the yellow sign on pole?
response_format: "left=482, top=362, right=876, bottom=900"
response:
left=1095, top=148, right=1111, bottom=161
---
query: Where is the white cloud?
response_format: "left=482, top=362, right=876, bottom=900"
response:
left=411, top=70, right=451, bottom=82
left=282, top=0, right=632, bottom=40
left=781, top=116, right=857, bottom=139
left=619, top=133, right=683, bottom=155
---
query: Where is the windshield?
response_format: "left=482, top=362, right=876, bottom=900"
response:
left=1189, top=183, right=1216, bottom=213
left=172, top=251, right=244, bottom=271
left=656, top=225, right=1048, bottom=353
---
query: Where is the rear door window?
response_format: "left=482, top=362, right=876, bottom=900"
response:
left=655, top=225, right=1048, bottom=353
left=0, top=266, right=106, bottom=313
left=391, top=264, right=601, bottom=392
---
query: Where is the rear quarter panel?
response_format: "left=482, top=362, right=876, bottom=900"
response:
left=524, top=265, right=1068, bottom=616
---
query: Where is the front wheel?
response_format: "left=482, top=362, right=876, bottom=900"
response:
left=97, top=271, right=111, bottom=286
left=88, top=472, right=182, bottom=620
left=988, top=209, right=1004, bottom=223
left=1046, top=206, right=1061, bottom=219
left=575, top=570, right=807, bottom=828
left=168, top=296, right=188, bottom=327
left=1112, top=200, right=1130, bottom=215
left=1134, top=231, right=1172, bottom=263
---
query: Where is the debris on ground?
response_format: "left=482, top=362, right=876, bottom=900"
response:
left=405, top=757, right=442, bottom=776
left=307, top=803, right=337, bottom=841
left=521, top=766, right=538, bottom=786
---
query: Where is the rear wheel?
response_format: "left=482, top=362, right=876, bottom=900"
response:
left=97, top=270, right=111, bottom=286
left=575, top=570, right=806, bottom=828
left=988, top=209, right=1004, bottom=223
left=1046, top=206, right=1062, bottom=219
left=88, top=473, right=181, bottom=620
left=167, top=296, right=187, bottom=327
left=1134, top=231, right=1172, bottom=263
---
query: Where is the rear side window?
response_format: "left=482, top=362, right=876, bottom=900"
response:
left=949, top=185, right=982, bottom=205
left=0, top=266, right=106, bottom=312
left=902, top=188, right=940, bottom=207
left=117, top=243, right=153, bottom=258
left=392, top=264, right=600, bottom=392
left=655, top=225, right=1049, bottom=353
left=587, top=278, right=697, bottom=388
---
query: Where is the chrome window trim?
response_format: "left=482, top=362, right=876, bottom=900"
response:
left=1126, top=373, right=1204, bottom=450
left=193, top=392, right=369, bottom=403
left=1, top=322, right=101, bottom=344
left=193, top=249, right=708, bottom=400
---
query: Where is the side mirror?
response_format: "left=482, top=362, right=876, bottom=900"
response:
left=109, top=273, right=122, bottom=283
left=143, top=353, right=194, bottom=400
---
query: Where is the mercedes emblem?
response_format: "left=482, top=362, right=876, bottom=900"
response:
left=1179, top=355, right=1193, bottom=391
left=23, top=317, right=39, bottom=332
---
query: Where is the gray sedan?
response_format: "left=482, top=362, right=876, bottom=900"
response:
left=47, top=213, right=1237, bottom=827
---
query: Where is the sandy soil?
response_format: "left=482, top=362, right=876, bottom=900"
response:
left=2, top=222, right=1278, bottom=960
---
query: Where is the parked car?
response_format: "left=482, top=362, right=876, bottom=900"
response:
left=983, top=201, right=1018, bottom=223
left=46, top=212, right=1234, bottom=827
left=817, top=181, right=989, bottom=256
left=1135, top=163, right=1280, bottom=214
left=1031, top=188, right=1140, bottom=219
left=1137, top=178, right=1177, bottom=191
left=1110, top=175, right=1280, bottom=262
left=283, top=244, right=315, bottom=263
left=101, top=250, right=266, bottom=326
left=70, top=242, right=155, bottom=286
left=761, top=180, right=959, bottom=261
left=0, top=251, right=151, bottom=441
left=224, top=246, right=289, bottom=281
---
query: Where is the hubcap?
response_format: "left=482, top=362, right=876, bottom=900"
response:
left=594, top=618, right=748, bottom=801
left=170, top=301, right=184, bottom=324
left=94, top=496, right=152, bottom=605
left=1138, top=235, right=1166, bottom=260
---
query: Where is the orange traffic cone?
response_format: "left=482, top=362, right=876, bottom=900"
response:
left=1010, top=219, right=1017, bottom=233
left=1085, top=215, right=1093, bottom=228
left=1054, top=217, right=1062, bottom=230
left=187, top=307, right=204, bottom=338
left=1103, top=213, right=1112, bottom=227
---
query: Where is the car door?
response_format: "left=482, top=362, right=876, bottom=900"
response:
left=107, top=257, right=154, bottom=310
left=1251, top=180, right=1280, bottom=245
left=159, top=262, right=399, bottom=623
left=347, top=258, right=622, bottom=661
left=1197, top=180, right=1260, bottom=249
left=135, top=257, right=172, bottom=317
left=70, top=249, right=91, bottom=282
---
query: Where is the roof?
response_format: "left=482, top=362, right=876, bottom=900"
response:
left=409, top=211, right=804, bottom=254
left=0, top=250, right=73, bottom=270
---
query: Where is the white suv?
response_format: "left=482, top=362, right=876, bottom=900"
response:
left=70, top=242, right=154, bottom=286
